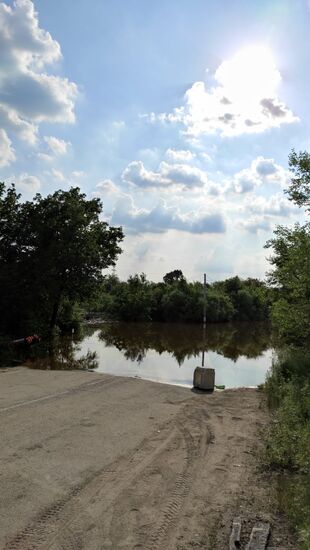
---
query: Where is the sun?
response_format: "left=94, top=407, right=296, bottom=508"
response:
left=215, top=45, right=281, bottom=103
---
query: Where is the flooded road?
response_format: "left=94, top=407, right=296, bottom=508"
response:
left=76, top=321, right=273, bottom=388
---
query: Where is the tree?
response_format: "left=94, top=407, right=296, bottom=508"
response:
left=0, top=184, right=124, bottom=335
left=287, top=150, right=310, bottom=211
left=163, top=269, right=185, bottom=285
left=266, top=151, right=310, bottom=346
left=266, top=223, right=310, bottom=345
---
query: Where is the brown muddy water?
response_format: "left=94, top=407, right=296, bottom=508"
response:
left=74, top=321, right=273, bottom=388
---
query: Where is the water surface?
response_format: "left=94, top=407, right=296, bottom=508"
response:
left=76, top=322, right=273, bottom=388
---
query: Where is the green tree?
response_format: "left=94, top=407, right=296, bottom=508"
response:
left=163, top=269, right=185, bottom=284
left=287, top=150, right=310, bottom=210
left=0, top=184, right=124, bottom=335
left=205, top=290, right=235, bottom=323
left=265, top=222, right=310, bottom=345
left=265, top=150, right=310, bottom=345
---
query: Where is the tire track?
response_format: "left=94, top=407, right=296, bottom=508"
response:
left=0, top=376, right=122, bottom=414
left=4, top=409, right=188, bottom=550
left=105, top=405, right=211, bottom=550
left=144, top=407, right=211, bottom=550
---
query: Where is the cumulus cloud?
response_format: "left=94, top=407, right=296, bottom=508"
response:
left=0, top=0, right=77, bottom=145
left=229, top=156, right=289, bottom=194
left=255, top=157, right=278, bottom=176
left=238, top=216, right=272, bottom=234
left=14, top=172, right=41, bottom=194
left=0, top=103, right=37, bottom=143
left=244, top=193, right=297, bottom=217
left=44, top=136, right=71, bottom=155
left=147, top=46, right=298, bottom=138
left=165, top=148, right=195, bottom=162
left=0, top=129, right=16, bottom=166
left=122, top=160, right=208, bottom=190
left=96, top=179, right=120, bottom=196
left=111, top=196, right=226, bottom=234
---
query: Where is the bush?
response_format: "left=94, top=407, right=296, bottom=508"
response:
left=264, top=350, right=310, bottom=547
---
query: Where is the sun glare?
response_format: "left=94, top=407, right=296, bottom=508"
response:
left=215, top=45, right=280, bottom=103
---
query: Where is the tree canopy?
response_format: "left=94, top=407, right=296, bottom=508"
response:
left=266, top=150, right=310, bottom=346
left=0, top=184, right=123, bottom=336
left=287, top=150, right=310, bottom=211
left=163, top=269, right=185, bottom=284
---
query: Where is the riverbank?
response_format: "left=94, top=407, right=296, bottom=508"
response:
left=0, top=368, right=294, bottom=549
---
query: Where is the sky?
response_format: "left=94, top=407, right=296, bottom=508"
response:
left=1, top=0, right=309, bottom=282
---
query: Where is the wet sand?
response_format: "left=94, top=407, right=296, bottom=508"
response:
left=0, top=368, right=294, bottom=549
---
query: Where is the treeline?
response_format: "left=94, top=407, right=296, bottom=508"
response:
left=263, top=151, right=310, bottom=549
left=87, top=271, right=272, bottom=324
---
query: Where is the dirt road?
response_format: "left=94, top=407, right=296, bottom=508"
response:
left=0, top=368, right=293, bottom=549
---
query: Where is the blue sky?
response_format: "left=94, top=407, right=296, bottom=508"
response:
left=1, top=0, right=309, bottom=281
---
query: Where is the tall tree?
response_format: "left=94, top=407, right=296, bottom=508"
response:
left=163, top=269, right=185, bottom=285
left=266, top=151, right=310, bottom=346
left=0, top=184, right=124, bottom=335
left=287, top=150, right=310, bottom=211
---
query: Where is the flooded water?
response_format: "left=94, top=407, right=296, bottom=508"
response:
left=75, top=322, right=273, bottom=388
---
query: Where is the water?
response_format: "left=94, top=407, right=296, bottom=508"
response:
left=75, top=321, right=273, bottom=388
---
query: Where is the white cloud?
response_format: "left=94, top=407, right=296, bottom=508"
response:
left=96, top=179, right=120, bottom=196
left=0, top=128, right=16, bottom=166
left=71, top=170, right=85, bottom=179
left=230, top=166, right=259, bottom=194
left=244, top=193, right=297, bottom=217
left=165, top=148, right=195, bottom=162
left=238, top=216, right=272, bottom=234
left=0, top=0, right=77, bottom=146
left=199, top=152, right=212, bottom=163
left=229, top=156, right=289, bottom=194
left=111, top=196, right=226, bottom=234
left=255, top=157, right=278, bottom=176
left=122, top=160, right=208, bottom=190
left=37, top=152, right=53, bottom=162
left=44, top=136, right=71, bottom=155
left=148, top=45, right=298, bottom=138
left=0, top=104, right=37, bottom=144
left=51, top=169, right=65, bottom=182
left=14, top=172, right=41, bottom=194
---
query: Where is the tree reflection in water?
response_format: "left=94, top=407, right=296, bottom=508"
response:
left=25, top=335, right=99, bottom=371
left=93, top=322, right=272, bottom=366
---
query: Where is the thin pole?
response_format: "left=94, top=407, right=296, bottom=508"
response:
left=203, top=273, right=207, bottom=328
left=202, top=273, right=207, bottom=367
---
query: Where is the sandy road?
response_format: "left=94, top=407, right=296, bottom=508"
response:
left=0, top=368, right=292, bottom=549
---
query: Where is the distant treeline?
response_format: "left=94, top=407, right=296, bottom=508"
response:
left=86, top=271, right=273, bottom=324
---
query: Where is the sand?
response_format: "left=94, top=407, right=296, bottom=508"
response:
left=0, top=367, right=294, bottom=549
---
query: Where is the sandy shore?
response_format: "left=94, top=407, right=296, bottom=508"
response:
left=0, top=367, right=294, bottom=549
